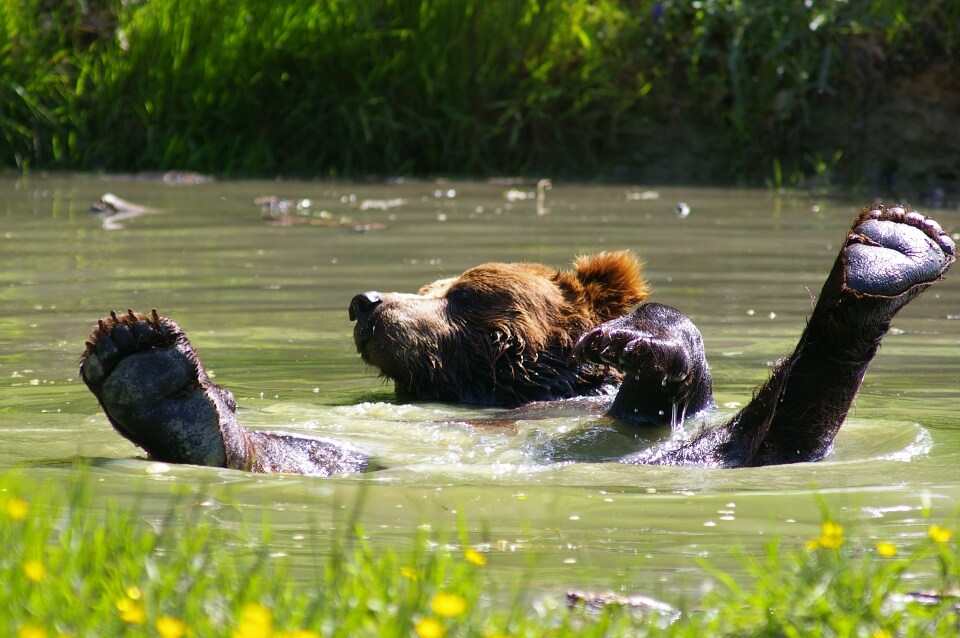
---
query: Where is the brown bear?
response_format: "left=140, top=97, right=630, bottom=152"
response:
left=80, top=205, right=954, bottom=474
left=348, top=251, right=712, bottom=421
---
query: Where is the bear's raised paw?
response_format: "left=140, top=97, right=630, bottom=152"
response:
left=844, top=205, right=955, bottom=298
left=80, top=310, right=232, bottom=467
left=81, top=310, right=369, bottom=475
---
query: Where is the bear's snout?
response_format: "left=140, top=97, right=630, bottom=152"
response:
left=349, top=291, right=383, bottom=321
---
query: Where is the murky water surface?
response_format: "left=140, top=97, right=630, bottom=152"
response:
left=2, top=174, right=959, bottom=602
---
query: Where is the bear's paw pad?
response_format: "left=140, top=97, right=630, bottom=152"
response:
left=844, top=206, right=955, bottom=297
left=80, top=310, right=228, bottom=467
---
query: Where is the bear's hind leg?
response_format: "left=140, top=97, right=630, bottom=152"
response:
left=81, top=310, right=233, bottom=467
left=80, top=310, right=368, bottom=476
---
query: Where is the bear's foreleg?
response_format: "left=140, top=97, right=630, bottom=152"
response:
left=573, top=303, right=715, bottom=425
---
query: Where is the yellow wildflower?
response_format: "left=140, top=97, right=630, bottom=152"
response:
left=810, top=521, right=844, bottom=550
left=17, top=625, right=47, bottom=638
left=7, top=497, right=29, bottom=520
left=876, top=541, right=897, bottom=557
left=929, top=524, right=953, bottom=543
left=233, top=602, right=273, bottom=638
left=414, top=617, right=445, bottom=638
left=275, top=631, right=321, bottom=638
left=156, top=616, right=187, bottom=638
left=22, top=558, right=46, bottom=582
left=430, top=592, right=467, bottom=617
left=125, top=585, right=143, bottom=600
left=464, top=548, right=487, bottom=566
left=400, top=566, right=419, bottom=581
left=116, top=597, right=146, bottom=625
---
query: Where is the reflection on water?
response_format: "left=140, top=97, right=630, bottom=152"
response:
left=1, top=174, right=959, bottom=601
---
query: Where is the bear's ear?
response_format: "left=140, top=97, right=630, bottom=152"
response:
left=572, top=251, right=650, bottom=320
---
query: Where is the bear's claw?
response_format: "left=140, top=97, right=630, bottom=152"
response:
left=573, top=326, right=690, bottom=383
left=82, top=309, right=177, bottom=386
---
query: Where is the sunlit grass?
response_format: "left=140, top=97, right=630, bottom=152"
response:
left=2, top=471, right=959, bottom=636
left=2, top=0, right=958, bottom=184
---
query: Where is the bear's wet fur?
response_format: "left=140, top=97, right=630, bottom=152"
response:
left=81, top=204, right=954, bottom=474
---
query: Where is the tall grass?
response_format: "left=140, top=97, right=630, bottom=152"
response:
left=73, top=0, right=646, bottom=176
left=0, top=0, right=87, bottom=169
left=3, top=470, right=959, bottom=637
left=2, top=0, right=958, bottom=185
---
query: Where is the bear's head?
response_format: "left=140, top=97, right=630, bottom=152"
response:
left=348, top=252, right=649, bottom=406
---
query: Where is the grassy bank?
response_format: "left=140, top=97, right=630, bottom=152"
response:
left=2, top=1, right=959, bottom=189
left=3, top=471, right=959, bottom=637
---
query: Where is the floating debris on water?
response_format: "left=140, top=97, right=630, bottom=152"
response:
left=536, top=178, right=551, bottom=216
left=626, top=190, right=660, bottom=200
left=256, top=195, right=384, bottom=231
left=162, top=171, right=215, bottom=185
left=90, top=193, right=157, bottom=214
left=567, top=590, right=679, bottom=620
left=255, top=196, right=313, bottom=216
left=89, top=193, right=159, bottom=230
left=503, top=178, right=551, bottom=215
left=359, top=198, right=405, bottom=211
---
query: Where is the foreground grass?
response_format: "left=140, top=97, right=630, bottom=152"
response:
left=2, top=473, right=959, bottom=637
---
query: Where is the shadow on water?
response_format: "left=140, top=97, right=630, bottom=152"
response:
left=2, top=174, right=959, bottom=601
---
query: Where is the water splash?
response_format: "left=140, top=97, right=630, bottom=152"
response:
left=670, top=401, right=688, bottom=431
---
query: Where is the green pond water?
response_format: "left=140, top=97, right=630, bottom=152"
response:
left=2, top=174, right=959, bottom=603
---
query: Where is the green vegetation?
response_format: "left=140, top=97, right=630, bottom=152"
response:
left=2, top=1, right=959, bottom=188
left=3, top=471, right=959, bottom=637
